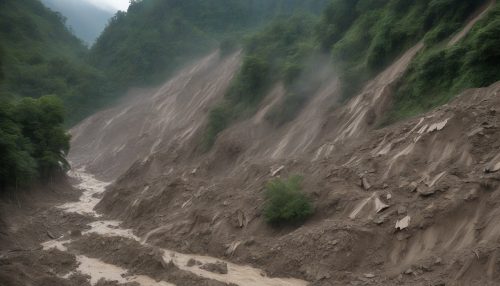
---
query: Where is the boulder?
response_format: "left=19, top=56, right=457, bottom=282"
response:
left=187, top=258, right=196, bottom=267
left=200, top=261, right=228, bottom=274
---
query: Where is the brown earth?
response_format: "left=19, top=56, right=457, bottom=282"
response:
left=1, top=4, right=499, bottom=285
left=0, top=172, right=97, bottom=285
left=86, top=9, right=500, bottom=284
left=69, top=233, right=238, bottom=286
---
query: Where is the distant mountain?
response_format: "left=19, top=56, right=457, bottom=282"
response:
left=40, top=0, right=114, bottom=46
left=0, top=0, right=114, bottom=126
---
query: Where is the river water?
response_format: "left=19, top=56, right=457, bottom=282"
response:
left=42, top=167, right=308, bottom=286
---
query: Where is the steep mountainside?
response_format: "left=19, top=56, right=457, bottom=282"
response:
left=0, top=0, right=114, bottom=126
left=64, top=3, right=500, bottom=284
left=86, top=0, right=332, bottom=87
left=70, top=52, right=242, bottom=181
left=3, top=0, right=500, bottom=285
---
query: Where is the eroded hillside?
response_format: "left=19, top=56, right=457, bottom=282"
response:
left=57, top=4, right=500, bottom=284
left=2, top=1, right=500, bottom=285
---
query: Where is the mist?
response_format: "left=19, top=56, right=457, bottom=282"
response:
left=41, top=0, right=114, bottom=46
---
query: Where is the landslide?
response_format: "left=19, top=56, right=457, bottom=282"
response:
left=69, top=233, right=237, bottom=286
left=0, top=172, right=97, bottom=286
left=96, top=78, right=500, bottom=285
left=69, top=52, right=242, bottom=181
left=67, top=2, right=500, bottom=285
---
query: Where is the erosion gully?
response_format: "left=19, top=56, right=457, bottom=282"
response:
left=41, top=166, right=308, bottom=286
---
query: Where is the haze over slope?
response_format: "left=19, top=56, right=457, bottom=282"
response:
left=40, top=0, right=114, bottom=46
left=64, top=3, right=500, bottom=284
left=3, top=0, right=500, bottom=285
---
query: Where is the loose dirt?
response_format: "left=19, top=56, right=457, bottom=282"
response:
left=2, top=4, right=499, bottom=285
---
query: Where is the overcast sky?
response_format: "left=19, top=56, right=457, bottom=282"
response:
left=41, top=0, right=130, bottom=45
left=84, top=0, right=130, bottom=12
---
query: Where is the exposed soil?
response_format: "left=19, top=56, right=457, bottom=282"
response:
left=0, top=173, right=96, bottom=285
left=69, top=233, right=236, bottom=286
left=1, top=5, right=499, bottom=285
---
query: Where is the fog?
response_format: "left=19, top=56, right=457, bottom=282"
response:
left=41, top=0, right=115, bottom=46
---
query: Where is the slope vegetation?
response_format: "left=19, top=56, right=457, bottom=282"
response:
left=65, top=4, right=500, bottom=283
left=0, top=0, right=114, bottom=126
left=202, top=0, right=499, bottom=145
left=87, top=0, right=332, bottom=87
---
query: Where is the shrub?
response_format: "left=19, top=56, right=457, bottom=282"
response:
left=201, top=103, right=229, bottom=148
left=263, top=174, right=315, bottom=225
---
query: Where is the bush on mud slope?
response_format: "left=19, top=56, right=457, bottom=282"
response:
left=201, top=103, right=230, bottom=148
left=386, top=3, right=500, bottom=123
left=263, top=174, right=315, bottom=225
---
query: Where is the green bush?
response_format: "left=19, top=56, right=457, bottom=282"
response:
left=201, top=103, right=229, bottom=148
left=386, top=3, right=500, bottom=124
left=203, top=14, right=320, bottom=147
left=0, top=94, right=70, bottom=192
left=263, top=174, right=315, bottom=225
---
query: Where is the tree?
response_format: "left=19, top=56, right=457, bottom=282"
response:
left=263, top=174, right=315, bottom=225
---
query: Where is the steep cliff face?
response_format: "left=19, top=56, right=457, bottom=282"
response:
left=67, top=4, right=500, bottom=284
left=69, top=52, right=242, bottom=181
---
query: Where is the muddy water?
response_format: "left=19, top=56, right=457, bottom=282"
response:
left=42, top=167, right=308, bottom=286
left=73, top=256, right=174, bottom=286
left=58, top=167, right=111, bottom=216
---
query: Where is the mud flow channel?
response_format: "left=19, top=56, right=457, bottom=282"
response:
left=42, top=166, right=308, bottom=286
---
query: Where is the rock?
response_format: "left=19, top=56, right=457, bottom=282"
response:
left=397, top=206, right=407, bottom=215
left=484, top=162, right=500, bottom=173
left=418, top=185, right=435, bottom=196
left=151, top=248, right=172, bottom=270
left=200, top=261, right=228, bottom=274
left=435, top=257, right=442, bottom=265
left=383, top=183, right=388, bottom=189
left=47, top=230, right=56, bottom=239
left=101, top=240, right=106, bottom=246
left=409, top=182, right=418, bottom=192
left=395, top=216, right=411, bottom=230
left=196, top=261, right=203, bottom=266
left=375, top=197, right=389, bottom=213
left=386, top=194, right=392, bottom=200
left=423, top=204, right=436, bottom=218
left=464, top=189, right=478, bottom=201
left=186, top=258, right=196, bottom=267
left=362, top=177, right=371, bottom=190
left=427, top=119, right=448, bottom=132
left=364, top=273, right=375, bottom=278
left=405, top=268, right=413, bottom=275
left=70, top=230, right=82, bottom=237
left=271, top=165, right=285, bottom=177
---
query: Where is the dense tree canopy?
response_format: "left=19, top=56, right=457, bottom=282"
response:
left=202, top=0, right=499, bottom=146
left=0, top=95, right=70, bottom=192
left=0, top=0, right=114, bottom=126
left=87, top=0, right=332, bottom=88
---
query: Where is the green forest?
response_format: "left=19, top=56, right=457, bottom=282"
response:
left=203, top=0, right=499, bottom=146
left=1, top=0, right=500, bottom=192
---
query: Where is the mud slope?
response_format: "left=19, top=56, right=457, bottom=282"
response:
left=69, top=51, right=242, bottom=181
left=69, top=6, right=500, bottom=285
left=97, top=80, right=500, bottom=285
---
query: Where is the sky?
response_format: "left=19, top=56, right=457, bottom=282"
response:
left=41, top=0, right=130, bottom=45
left=84, top=0, right=130, bottom=12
